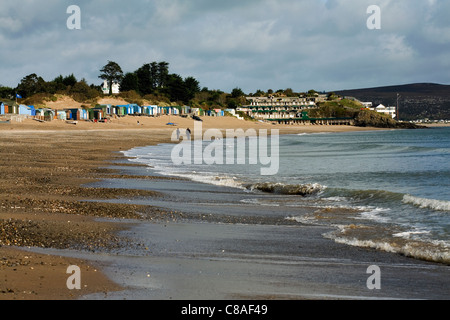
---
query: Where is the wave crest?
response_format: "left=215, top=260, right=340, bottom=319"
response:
left=403, top=194, right=450, bottom=212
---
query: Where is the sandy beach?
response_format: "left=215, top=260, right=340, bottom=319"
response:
left=0, top=115, right=444, bottom=300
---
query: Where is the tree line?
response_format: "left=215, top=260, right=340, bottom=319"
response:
left=100, top=60, right=201, bottom=105
left=1, top=60, right=323, bottom=109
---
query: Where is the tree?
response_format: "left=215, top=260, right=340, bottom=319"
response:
left=165, top=74, right=187, bottom=103
left=62, top=74, right=77, bottom=87
left=0, top=85, right=14, bottom=99
left=231, top=87, right=245, bottom=99
left=156, top=61, right=169, bottom=88
left=284, top=88, right=294, bottom=96
left=50, top=74, right=77, bottom=93
left=16, top=73, right=47, bottom=98
left=136, top=64, right=153, bottom=95
left=149, top=62, right=159, bottom=89
left=121, top=72, right=139, bottom=93
left=307, top=89, right=318, bottom=97
left=99, top=61, right=123, bottom=95
left=70, top=79, right=101, bottom=102
left=254, top=89, right=265, bottom=97
left=184, top=77, right=200, bottom=102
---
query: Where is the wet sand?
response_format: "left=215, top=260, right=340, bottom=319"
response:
left=78, top=175, right=450, bottom=300
left=1, top=115, right=447, bottom=300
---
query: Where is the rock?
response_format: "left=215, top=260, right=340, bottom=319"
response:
left=354, top=110, right=424, bottom=129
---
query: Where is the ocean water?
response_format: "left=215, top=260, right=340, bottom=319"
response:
left=123, top=127, right=450, bottom=264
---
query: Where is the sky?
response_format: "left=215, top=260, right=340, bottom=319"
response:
left=1, top=0, right=449, bottom=94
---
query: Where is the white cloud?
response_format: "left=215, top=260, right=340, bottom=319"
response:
left=0, top=0, right=449, bottom=92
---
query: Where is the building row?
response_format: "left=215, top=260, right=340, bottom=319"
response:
left=238, top=96, right=319, bottom=121
left=0, top=102, right=229, bottom=122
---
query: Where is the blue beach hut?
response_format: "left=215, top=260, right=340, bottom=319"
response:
left=116, top=104, right=136, bottom=115
left=19, top=105, right=36, bottom=116
left=133, top=104, right=142, bottom=114
left=143, top=105, right=159, bottom=116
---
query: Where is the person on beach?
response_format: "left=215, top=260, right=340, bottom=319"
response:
left=186, top=128, right=191, bottom=140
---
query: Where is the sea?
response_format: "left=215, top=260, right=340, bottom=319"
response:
left=123, top=127, right=450, bottom=265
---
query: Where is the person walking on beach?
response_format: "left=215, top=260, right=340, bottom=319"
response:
left=186, top=128, right=191, bottom=140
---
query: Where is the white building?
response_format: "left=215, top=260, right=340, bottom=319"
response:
left=101, top=80, right=120, bottom=95
left=371, top=104, right=397, bottom=119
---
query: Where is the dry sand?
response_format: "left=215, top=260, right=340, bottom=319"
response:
left=0, top=115, right=388, bottom=300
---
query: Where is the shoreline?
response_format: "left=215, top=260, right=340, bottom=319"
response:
left=65, top=148, right=450, bottom=300
left=0, top=115, right=444, bottom=300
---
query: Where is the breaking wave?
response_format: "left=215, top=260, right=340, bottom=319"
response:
left=324, top=228, right=450, bottom=265
left=403, top=195, right=450, bottom=212
left=245, top=182, right=326, bottom=196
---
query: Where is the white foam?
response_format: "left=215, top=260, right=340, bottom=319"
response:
left=240, top=198, right=280, bottom=207
left=324, top=231, right=450, bottom=264
left=356, top=206, right=391, bottom=223
left=164, top=171, right=246, bottom=190
left=285, top=215, right=318, bottom=224
left=393, top=230, right=431, bottom=239
left=403, top=194, right=450, bottom=212
left=322, top=196, right=348, bottom=202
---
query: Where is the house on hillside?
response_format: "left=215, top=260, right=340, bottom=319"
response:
left=101, top=80, right=120, bottom=95
left=372, top=104, right=397, bottom=119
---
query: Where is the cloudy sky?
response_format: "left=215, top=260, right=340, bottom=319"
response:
left=1, top=0, right=449, bottom=93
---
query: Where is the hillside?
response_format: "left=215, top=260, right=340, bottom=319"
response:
left=335, top=83, right=450, bottom=120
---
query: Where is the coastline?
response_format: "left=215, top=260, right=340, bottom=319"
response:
left=0, top=115, right=444, bottom=300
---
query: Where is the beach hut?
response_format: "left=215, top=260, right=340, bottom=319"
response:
left=141, top=105, right=155, bottom=116
left=181, top=105, right=191, bottom=115
left=206, top=109, right=217, bottom=117
left=67, top=108, right=79, bottom=120
left=174, top=106, right=182, bottom=115
left=97, top=104, right=113, bottom=115
left=192, top=107, right=204, bottom=116
left=88, top=108, right=104, bottom=121
left=133, top=104, right=142, bottom=115
left=68, top=108, right=88, bottom=121
left=18, top=105, right=36, bottom=116
left=214, top=109, right=224, bottom=117
left=115, top=104, right=137, bottom=115
left=80, top=109, right=89, bottom=120
left=0, top=102, right=4, bottom=115
left=9, top=105, right=18, bottom=114
left=160, top=106, right=168, bottom=115
left=116, top=106, right=126, bottom=116
left=35, top=108, right=55, bottom=121
left=57, top=110, right=67, bottom=120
